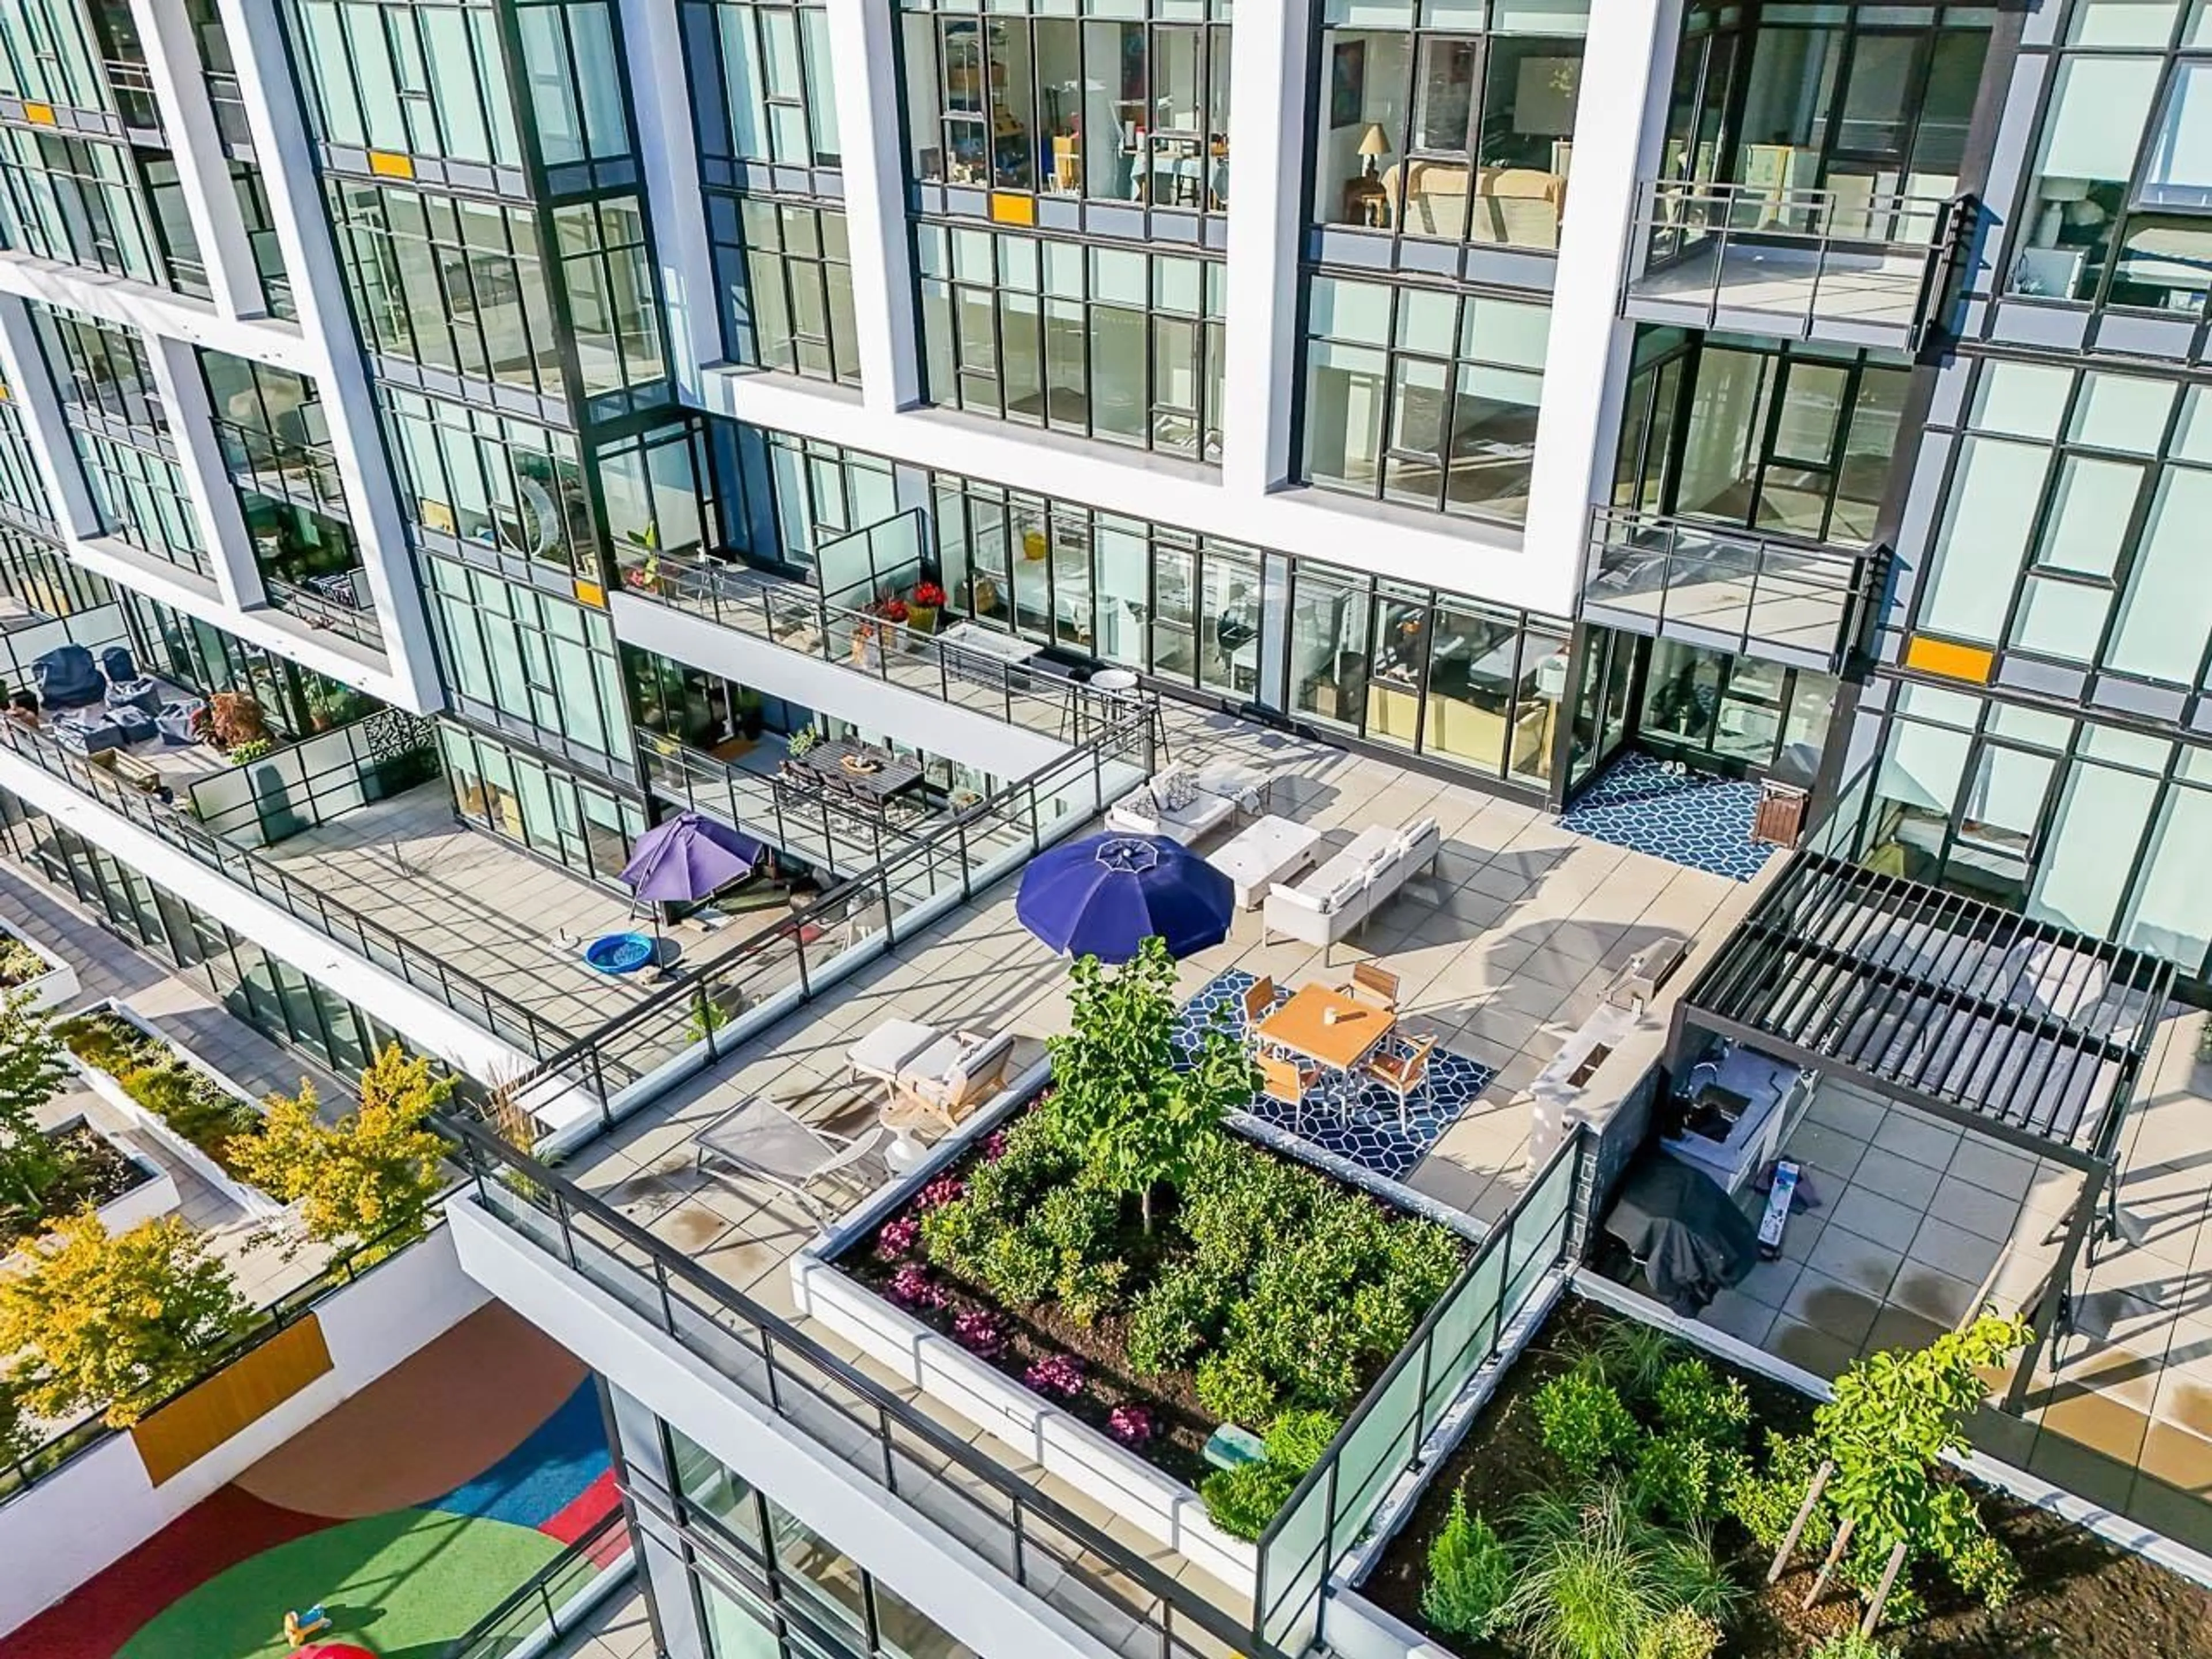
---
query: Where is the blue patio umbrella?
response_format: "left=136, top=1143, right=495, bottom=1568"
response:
left=1016, top=832, right=1233, bottom=963
left=620, top=812, right=764, bottom=904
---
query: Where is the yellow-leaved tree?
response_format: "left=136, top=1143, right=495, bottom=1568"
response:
left=234, top=1044, right=451, bottom=1261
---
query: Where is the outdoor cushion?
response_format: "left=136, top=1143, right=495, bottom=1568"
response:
left=848, top=1018, right=945, bottom=1081
left=1395, top=816, right=1441, bottom=855
left=1158, top=768, right=1199, bottom=813
left=894, top=1032, right=967, bottom=1084
left=1268, top=885, right=1328, bottom=916
left=1320, top=871, right=1367, bottom=911
left=33, top=645, right=104, bottom=711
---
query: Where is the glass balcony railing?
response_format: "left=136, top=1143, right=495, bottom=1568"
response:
left=616, top=545, right=1142, bottom=752
left=0, top=709, right=571, bottom=1062
left=264, top=573, right=382, bottom=652
left=1583, top=506, right=1884, bottom=673
left=1624, top=180, right=1974, bottom=351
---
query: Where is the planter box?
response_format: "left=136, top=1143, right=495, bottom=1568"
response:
left=60, top=1001, right=284, bottom=1221
left=0, top=920, right=78, bottom=1015
left=44, top=1113, right=181, bottom=1236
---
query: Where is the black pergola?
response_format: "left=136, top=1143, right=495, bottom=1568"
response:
left=1667, top=851, right=2173, bottom=1405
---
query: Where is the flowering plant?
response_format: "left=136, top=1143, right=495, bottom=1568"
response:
left=1024, top=1354, right=1085, bottom=1397
left=1108, top=1404, right=1154, bottom=1448
left=874, top=1215, right=920, bottom=1261
left=952, top=1308, right=1003, bottom=1356
left=868, top=597, right=910, bottom=624
left=911, top=581, right=948, bottom=609
left=982, top=1129, right=1010, bottom=1163
left=889, top=1264, right=946, bottom=1309
left=916, top=1175, right=965, bottom=1211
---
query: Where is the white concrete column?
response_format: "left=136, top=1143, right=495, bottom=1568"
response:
left=1221, top=1, right=1310, bottom=499
left=619, top=0, right=722, bottom=401
left=127, top=0, right=266, bottom=319
left=1519, top=0, right=1685, bottom=615
left=146, top=333, right=263, bottom=610
left=212, top=0, right=442, bottom=714
left=0, top=297, right=102, bottom=540
left=826, top=0, right=921, bottom=411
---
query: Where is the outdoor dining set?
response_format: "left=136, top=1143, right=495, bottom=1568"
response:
left=1244, top=960, right=1439, bottom=1135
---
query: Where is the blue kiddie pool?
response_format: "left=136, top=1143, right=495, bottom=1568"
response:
left=585, top=931, right=656, bottom=975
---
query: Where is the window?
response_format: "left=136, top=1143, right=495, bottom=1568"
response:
left=230, top=164, right=297, bottom=320
left=688, top=0, right=841, bottom=173
left=440, top=721, right=645, bottom=884
left=426, top=557, right=635, bottom=771
left=202, top=353, right=340, bottom=512
left=0, top=0, right=112, bottom=112
left=0, top=131, right=205, bottom=294
left=600, top=418, right=719, bottom=582
left=0, top=382, right=55, bottom=535
left=916, top=226, right=1224, bottom=458
left=1299, top=275, right=1547, bottom=523
left=384, top=389, right=590, bottom=576
left=554, top=196, right=670, bottom=415
left=711, top=198, right=859, bottom=384
left=290, top=0, right=524, bottom=168
left=900, top=1, right=1231, bottom=213
left=514, top=0, right=634, bottom=170
left=2008, top=0, right=2212, bottom=312
left=1918, top=359, right=2212, bottom=687
left=1313, top=1, right=1588, bottom=253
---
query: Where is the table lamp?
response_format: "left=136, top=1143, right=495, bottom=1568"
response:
left=1358, top=124, right=1391, bottom=179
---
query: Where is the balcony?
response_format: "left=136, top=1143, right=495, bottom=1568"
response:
left=1623, top=182, right=1973, bottom=352
left=264, top=572, right=382, bottom=652
left=1582, top=507, right=1884, bottom=674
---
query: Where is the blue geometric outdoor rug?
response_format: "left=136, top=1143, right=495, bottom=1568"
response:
left=1172, top=968, right=1494, bottom=1181
left=1558, top=752, right=1774, bottom=884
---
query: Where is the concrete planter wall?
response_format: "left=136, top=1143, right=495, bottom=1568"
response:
left=57, top=1113, right=183, bottom=1236
left=0, top=919, right=78, bottom=1014
left=61, top=1000, right=284, bottom=1221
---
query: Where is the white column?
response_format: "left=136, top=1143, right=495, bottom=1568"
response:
left=127, top=0, right=265, bottom=319
left=213, top=0, right=442, bottom=714
left=147, top=333, right=263, bottom=610
left=0, top=297, right=102, bottom=540
left=618, top=0, right=722, bottom=402
left=827, top=0, right=921, bottom=411
left=1220, top=2, right=1310, bottom=498
left=1518, top=0, right=1684, bottom=616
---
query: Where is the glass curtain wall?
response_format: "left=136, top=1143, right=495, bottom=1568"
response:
left=0, top=0, right=115, bottom=113
left=0, top=383, right=54, bottom=534
left=899, top=0, right=1232, bottom=214
left=1914, top=357, right=2212, bottom=691
left=382, top=388, right=593, bottom=581
left=120, top=592, right=373, bottom=735
left=438, top=721, right=644, bottom=884
left=2006, top=0, right=2212, bottom=310
left=0, top=129, right=206, bottom=294
left=1299, top=275, right=1547, bottom=522
left=1310, top=0, right=1589, bottom=255
left=0, top=527, right=109, bottom=616
left=1638, top=639, right=1836, bottom=780
left=714, top=198, right=861, bottom=384
left=916, top=225, right=1224, bottom=458
left=685, top=0, right=842, bottom=174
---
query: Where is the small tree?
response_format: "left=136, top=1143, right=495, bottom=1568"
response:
left=232, top=1044, right=450, bottom=1257
left=0, top=987, right=70, bottom=1218
left=1046, top=937, right=1258, bottom=1230
left=0, top=1213, right=250, bottom=1426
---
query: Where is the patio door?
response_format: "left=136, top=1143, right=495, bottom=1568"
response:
left=1564, top=626, right=1643, bottom=798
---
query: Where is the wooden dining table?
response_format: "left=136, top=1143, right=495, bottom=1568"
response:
left=1256, top=983, right=1397, bottom=1073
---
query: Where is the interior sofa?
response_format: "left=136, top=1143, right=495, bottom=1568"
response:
left=1261, top=816, right=1442, bottom=963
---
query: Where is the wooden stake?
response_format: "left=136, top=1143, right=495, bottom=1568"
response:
left=1767, top=1459, right=1835, bottom=1585
left=1861, top=1540, right=1910, bottom=1634
left=1802, top=1516, right=1856, bottom=1611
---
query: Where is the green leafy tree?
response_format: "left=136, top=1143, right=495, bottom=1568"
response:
left=1809, top=1311, right=2031, bottom=1611
left=1423, top=1487, right=1513, bottom=1638
left=233, top=1044, right=451, bottom=1258
left=0, top=1213, right=251, bottom=1426
left=0, top=987, right=69, bottom=1218
left=1046, top=938, right=1258, bottom=1230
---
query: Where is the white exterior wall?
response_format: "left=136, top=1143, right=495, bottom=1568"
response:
left=0, top=1225, right=487, bottom=1637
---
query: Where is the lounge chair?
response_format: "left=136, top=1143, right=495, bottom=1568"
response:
left=694, top=1096, right=887, bottom=1218
left=891, top=1028, right=1016, bottom=1129
left=847, top=1018, right=948, bottom=1088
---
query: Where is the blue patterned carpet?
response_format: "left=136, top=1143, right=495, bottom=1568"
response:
left=1173, top=968, right=1494, bottom=1180
left=1558, top=753, right=1774, bottom=883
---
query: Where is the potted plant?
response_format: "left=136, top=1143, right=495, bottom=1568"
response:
left=198, top=692, right=267, bottom=754
left=908, top=581, right=947, bottom=635
left=851, top=598, right=907, bottom=666
left=785, top=727, right=820, bottom=762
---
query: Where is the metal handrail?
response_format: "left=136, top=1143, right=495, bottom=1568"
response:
left=0, top=713, right=572, bottom=1062
left=637, top=728, right=919, bottom=878
left=444, top=1117, right=1253, bottom=1659
left=437, top=1502, right=630, bottom=1659
left=264, top=575, right=383, bottom=651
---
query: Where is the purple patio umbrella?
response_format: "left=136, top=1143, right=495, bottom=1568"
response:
left=1016, top=832, right=1233, bottom=964
left=620, top=812, right=764, bottom=925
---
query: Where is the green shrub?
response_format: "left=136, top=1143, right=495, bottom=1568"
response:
left=1654, top=1358, right=1751, bottom=1449
left=1263, top=1408, right=1339, bottom=1471
left=1630, top=1433, right=1743, bottom=1526
left=1532, top=1366, right=1642, bottom=1479
left=1125, top=1266, right=1220, bottom=1376
left=1724, top=1430, right=1835, bottom=1556
left=1195, top=1346, right=1280, bottom=1428
left=1200, top=1459, right=1299, bottom=1541
left=1809, top=1633, right=1897, bottom=1659
left=1632, top=1608, right=1721, bottom=1659
left=1055, top=1255, right=1126, bottom=1327
left=1585, top=1320, right=1684, bottom=1411
left=1506, top=1480, right=1738, bottom=1659
left=1422, top=1488, right=1512, bottom=1638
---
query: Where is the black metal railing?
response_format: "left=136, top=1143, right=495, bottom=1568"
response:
left=214, top=416, right=347, bottom=514
left=1583, top=506, right=1884, bottom=673
left=615, top=547, right=1140, bottom=749
left=438, top=1503, right=631, bottom=1659
left=264, top=575, right=382, bottom=651
left=0, top=712, right=572, bottom=1062
left=638, top=729, right=941, bottom=877
left=1627, top=180, right=1971, bottom=347
left=99, top=58, right=161, bottom=132
left=1251, top=1129, right=1585, bottom=1658
left=504, top=703, right=1153, bottom=1124
left=445, top=1119, right=1248, bottom=1659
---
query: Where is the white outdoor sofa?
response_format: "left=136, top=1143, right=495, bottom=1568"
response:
left=1260, top=816, right=1443, bottom=963
left=1103, top=762, right=1260, bottom=846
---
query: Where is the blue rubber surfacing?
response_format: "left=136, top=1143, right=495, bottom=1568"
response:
left=1171, top=968, right=1493, bottom=1181
left=1558, top=753, right=1775, bottom=883
left=422, top=1379, right=612, bottom=1530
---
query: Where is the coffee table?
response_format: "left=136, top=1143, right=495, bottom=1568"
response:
left=1207, top=813, right=1324, bottom=910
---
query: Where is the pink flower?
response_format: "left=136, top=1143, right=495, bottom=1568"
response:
left=1108, top=1404, right=1154, bottom=1448
left=874, top=1216, right=920, bottom=1261
left=1024, top=1353, right=1085, bottom=1398
left=889, top=1264, right=946, bottom=1309
left=952, top=1308, right=1002, bottom=1356
left=916, top=1175, right=965, bottom=1211
left=983, top=1129, right=1010, bottom=1162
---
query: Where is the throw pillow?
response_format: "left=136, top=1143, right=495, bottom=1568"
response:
left=1159, top=768, right=1199, bottom=812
